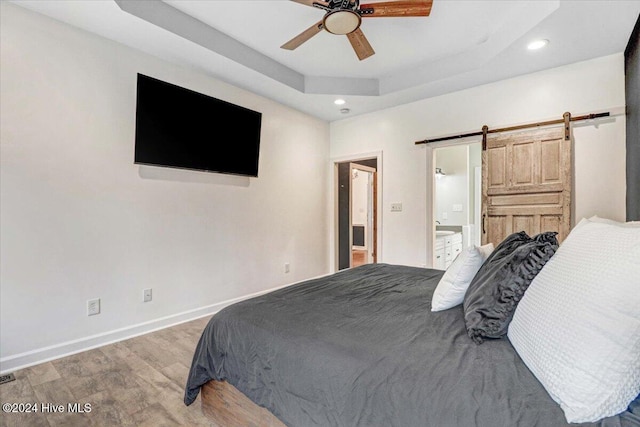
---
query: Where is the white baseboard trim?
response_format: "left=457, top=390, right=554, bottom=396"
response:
left=0, top=276, right=325, bottom=375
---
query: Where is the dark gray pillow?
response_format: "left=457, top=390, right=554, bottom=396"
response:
left=462, top=231, right=559, bottom=344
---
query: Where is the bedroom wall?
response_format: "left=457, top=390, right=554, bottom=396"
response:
left=330, top=53, right=626, bottom=268
left=0, top=3, right=330, bottom=372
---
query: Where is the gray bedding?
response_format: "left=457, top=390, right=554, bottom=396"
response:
left=184, top=263, right=640, bottom=427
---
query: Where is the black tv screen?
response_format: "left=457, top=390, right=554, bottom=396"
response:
left=134, top=74, right=262, bottom=177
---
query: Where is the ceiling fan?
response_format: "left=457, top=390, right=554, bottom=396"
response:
left=281, top=0, right=433, bottom=61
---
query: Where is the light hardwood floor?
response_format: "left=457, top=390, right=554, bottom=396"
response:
left=351, top=249, right=367, bottom=268
left=0, top=315, right=217, bottom=427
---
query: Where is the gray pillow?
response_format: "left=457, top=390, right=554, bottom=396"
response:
left=462, top=231, right=558, bottom=344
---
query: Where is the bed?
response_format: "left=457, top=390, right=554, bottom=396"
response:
left=184, top=218, right=640, bottom=427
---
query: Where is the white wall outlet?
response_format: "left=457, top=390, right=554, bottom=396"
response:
left=391, top=203, right=402, bottom=212
left=143, top=288, right=152, bottom=302
left=284, top=263, right=290, bottom=274
left=442, top=212, right=448, bottom=220
left=87, top=298, right=100, bottom=316
left=452, top=204, right=463, bottom=212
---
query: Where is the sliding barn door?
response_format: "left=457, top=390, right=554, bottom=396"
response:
left=481, top=127, right=571, bottom=246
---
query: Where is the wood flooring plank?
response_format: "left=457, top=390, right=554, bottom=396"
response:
left=126, top=335, right=181, bottom=372
left=25, top=362, right=61, bottom=387
left=1, top=317, right=215, bottom=427
left=111, top=385, right=156, bottom=416
left=0, top=371, right=34, bottom=401
left=32, top=377, right=83, bottom=426
left=129, top=402, right=183, bottom=427
left=0, top=371, right=51, bottom=427
left=160, top=362, right=190, bottom=390
left=83, top=390, right=137, bottom=427
left=0, top=409, right=51, bottom=427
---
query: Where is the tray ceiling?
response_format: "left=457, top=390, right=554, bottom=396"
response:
left=9, top=0, right=640, bottom=121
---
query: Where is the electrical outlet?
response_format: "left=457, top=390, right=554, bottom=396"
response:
left=143, top=288, right=152, bottom=302
left=87, top=298, right=100, bottom=316
left=284, top=263, right=290, bottom=274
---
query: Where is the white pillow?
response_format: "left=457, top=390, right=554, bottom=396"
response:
left=587, top=215, right=640, bottom=228
left=431, top=245, right=486, bottom=312
left=507, top=219, right=640, bottom=423
left=477, top=242, right=495, bottom=260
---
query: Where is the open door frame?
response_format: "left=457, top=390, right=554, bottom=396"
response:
left=332, top=152, right=382, bottom=272
left=427, top=140, right=482, bottom=268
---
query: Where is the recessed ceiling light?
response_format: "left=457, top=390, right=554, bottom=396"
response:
left=527, top=39, right=549, bottom=50
left=334, top=99, right=346, bottom=105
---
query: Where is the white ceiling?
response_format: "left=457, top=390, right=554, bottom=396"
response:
left=9, top=0, right=640, bottom=122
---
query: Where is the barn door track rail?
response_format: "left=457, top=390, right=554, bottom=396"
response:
left=414, top=111, right=611, bottom=150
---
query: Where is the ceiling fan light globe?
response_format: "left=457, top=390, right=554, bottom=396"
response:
left=323, top=10, right=361, bottom=35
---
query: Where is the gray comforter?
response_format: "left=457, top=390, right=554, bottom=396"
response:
left=184, top=263, right=639, bottom=427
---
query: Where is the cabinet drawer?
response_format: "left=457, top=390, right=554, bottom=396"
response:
left=452, top=243, right=463, bottom=259
left=434, top=247, right=446, bottom=269
left=451, top=233, right=462, bottom=244
left=445, top=249, right=453, bottom=261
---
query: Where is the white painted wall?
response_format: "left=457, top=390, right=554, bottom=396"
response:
left=0, top=3, right=330, bottom=371
left=330, top=53, right=626, bottom=268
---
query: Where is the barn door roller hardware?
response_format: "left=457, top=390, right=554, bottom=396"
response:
left=415, top=111, right=611, bottom=150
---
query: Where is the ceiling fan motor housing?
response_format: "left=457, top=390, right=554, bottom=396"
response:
left=330, top=0, right=359, bottom=11
left=323, top=10, right=362, bottom=34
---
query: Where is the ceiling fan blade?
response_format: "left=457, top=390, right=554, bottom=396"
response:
left=290, top=0, right=330, bottom=8
left=346, top=28, right=375, bottom=61
left=359, top=0, right=433, bottom=17
left=281, top=20, right=324, bottom=50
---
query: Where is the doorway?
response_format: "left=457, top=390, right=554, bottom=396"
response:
left=335, top=157, right=378, bottom=271
left=432, top=142, right=482, bottom=267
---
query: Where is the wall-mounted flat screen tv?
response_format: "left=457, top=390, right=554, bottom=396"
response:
left=134, top=74, right=262, bottom=177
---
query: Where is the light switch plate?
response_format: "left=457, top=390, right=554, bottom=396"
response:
left=391, top=203, right=402, bottom=212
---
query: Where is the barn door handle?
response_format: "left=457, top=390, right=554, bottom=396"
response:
left=482, top=214, right=486, bottom=234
